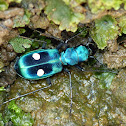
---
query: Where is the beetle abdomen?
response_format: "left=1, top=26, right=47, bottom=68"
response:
left=15, top=49, right=63, bottom=80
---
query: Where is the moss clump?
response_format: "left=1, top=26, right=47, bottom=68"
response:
left=0, top=61, right=4, bottom=73
left=9, top=37, right=32, bottom=53
left=4, top=101, right=34, bottom=126
left=118, top=15, right=126, bottom=34
left=0, top=113, right=4, bottom=126
left=95, top=72, right=116, bottom=89
left=90, top=15, right=119, bottom=50
left=45, top=0, right=84, bottom=32
left=0, top=0, right=22, bottom=11
left=0, top=0, right=8, bottom=11
left=13, top=10, right=31, bottom=28
left=88, top=0, right=122, bottom=13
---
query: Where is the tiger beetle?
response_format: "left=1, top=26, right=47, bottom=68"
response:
left=1, top=29, right=100, bottom=114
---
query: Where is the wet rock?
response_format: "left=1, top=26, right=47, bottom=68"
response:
left=111, top=69, right=126, bottom=107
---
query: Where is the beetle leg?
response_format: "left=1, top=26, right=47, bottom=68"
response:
left=56, top=42, right=68, bottom=50
left=64, top=29, right=86, bottom=44
left=46, top=77, right=52, bottom=85
left=42, top=42, right=47, bottom=49
left=75, top=64, right=118, bottom=74
left=0, top=83, right=51, bottom=106
left=64, top=68, right=72, bottom=116
left=56, top=42, right=64, bottom=50
left=74, top=65, right=85, bottom=71
left=89, top=56, right=102, bottom=66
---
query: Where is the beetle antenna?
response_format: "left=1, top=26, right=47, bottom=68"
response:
left=32, top=28, right=86, bottom=44
left=65, top=29, right=86, bottom=44
left=18, top=35, right=47, bottom=43
left=0, top=84, right=51, bottom=106
left=32, top=29, right=64, bottom=43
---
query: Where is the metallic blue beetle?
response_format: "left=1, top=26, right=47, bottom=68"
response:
left=1, top=30, right=91, bottom=110
left=15, top=45, right=89, bottom=80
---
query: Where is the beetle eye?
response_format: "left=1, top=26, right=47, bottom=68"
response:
left=37, top=69, right=44, bottom=77
left=32, top=53, right=40, bottom=60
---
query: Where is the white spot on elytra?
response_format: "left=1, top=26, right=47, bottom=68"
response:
left=37, top=69, right=44, bottom=77
left=32, top=53, right=40, bottom=60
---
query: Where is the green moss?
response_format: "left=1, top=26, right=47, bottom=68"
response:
left=90, top=15, right=119, bottom=49
left=9, top=0, right=22, bottom=3
left=95, top=72, right=116, bottom=89
left=0, top=113, right=4, bottom=126
left=76, top=26, right=88, bottom=37
left=63, top=0, right=86, bottom=5
left=0, top=61, right=4, bottom=73
left=0, top=87, right=5, bottom=91
left=88, top=0, right=126, bottom=14
left=118, top=15, right=126, bottom=34
left=45, top=0, right=84, bottom=32
left=0, top=0, right=22, bottom=11
left=88, top=0, right=122, bottom=13
left=0, top=0, right=8, bottom=11
left=4, top=101, right=34, bottom=126
left=18, top=28, right=26, bottom=34
left=30, top=31, right=51, bottom=49
left=13, top=10, right=31, bottom=28
left=9, top=37, right=32, bottom=53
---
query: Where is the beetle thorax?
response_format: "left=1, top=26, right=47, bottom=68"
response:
left=60, top=45, right=89, bottom=66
